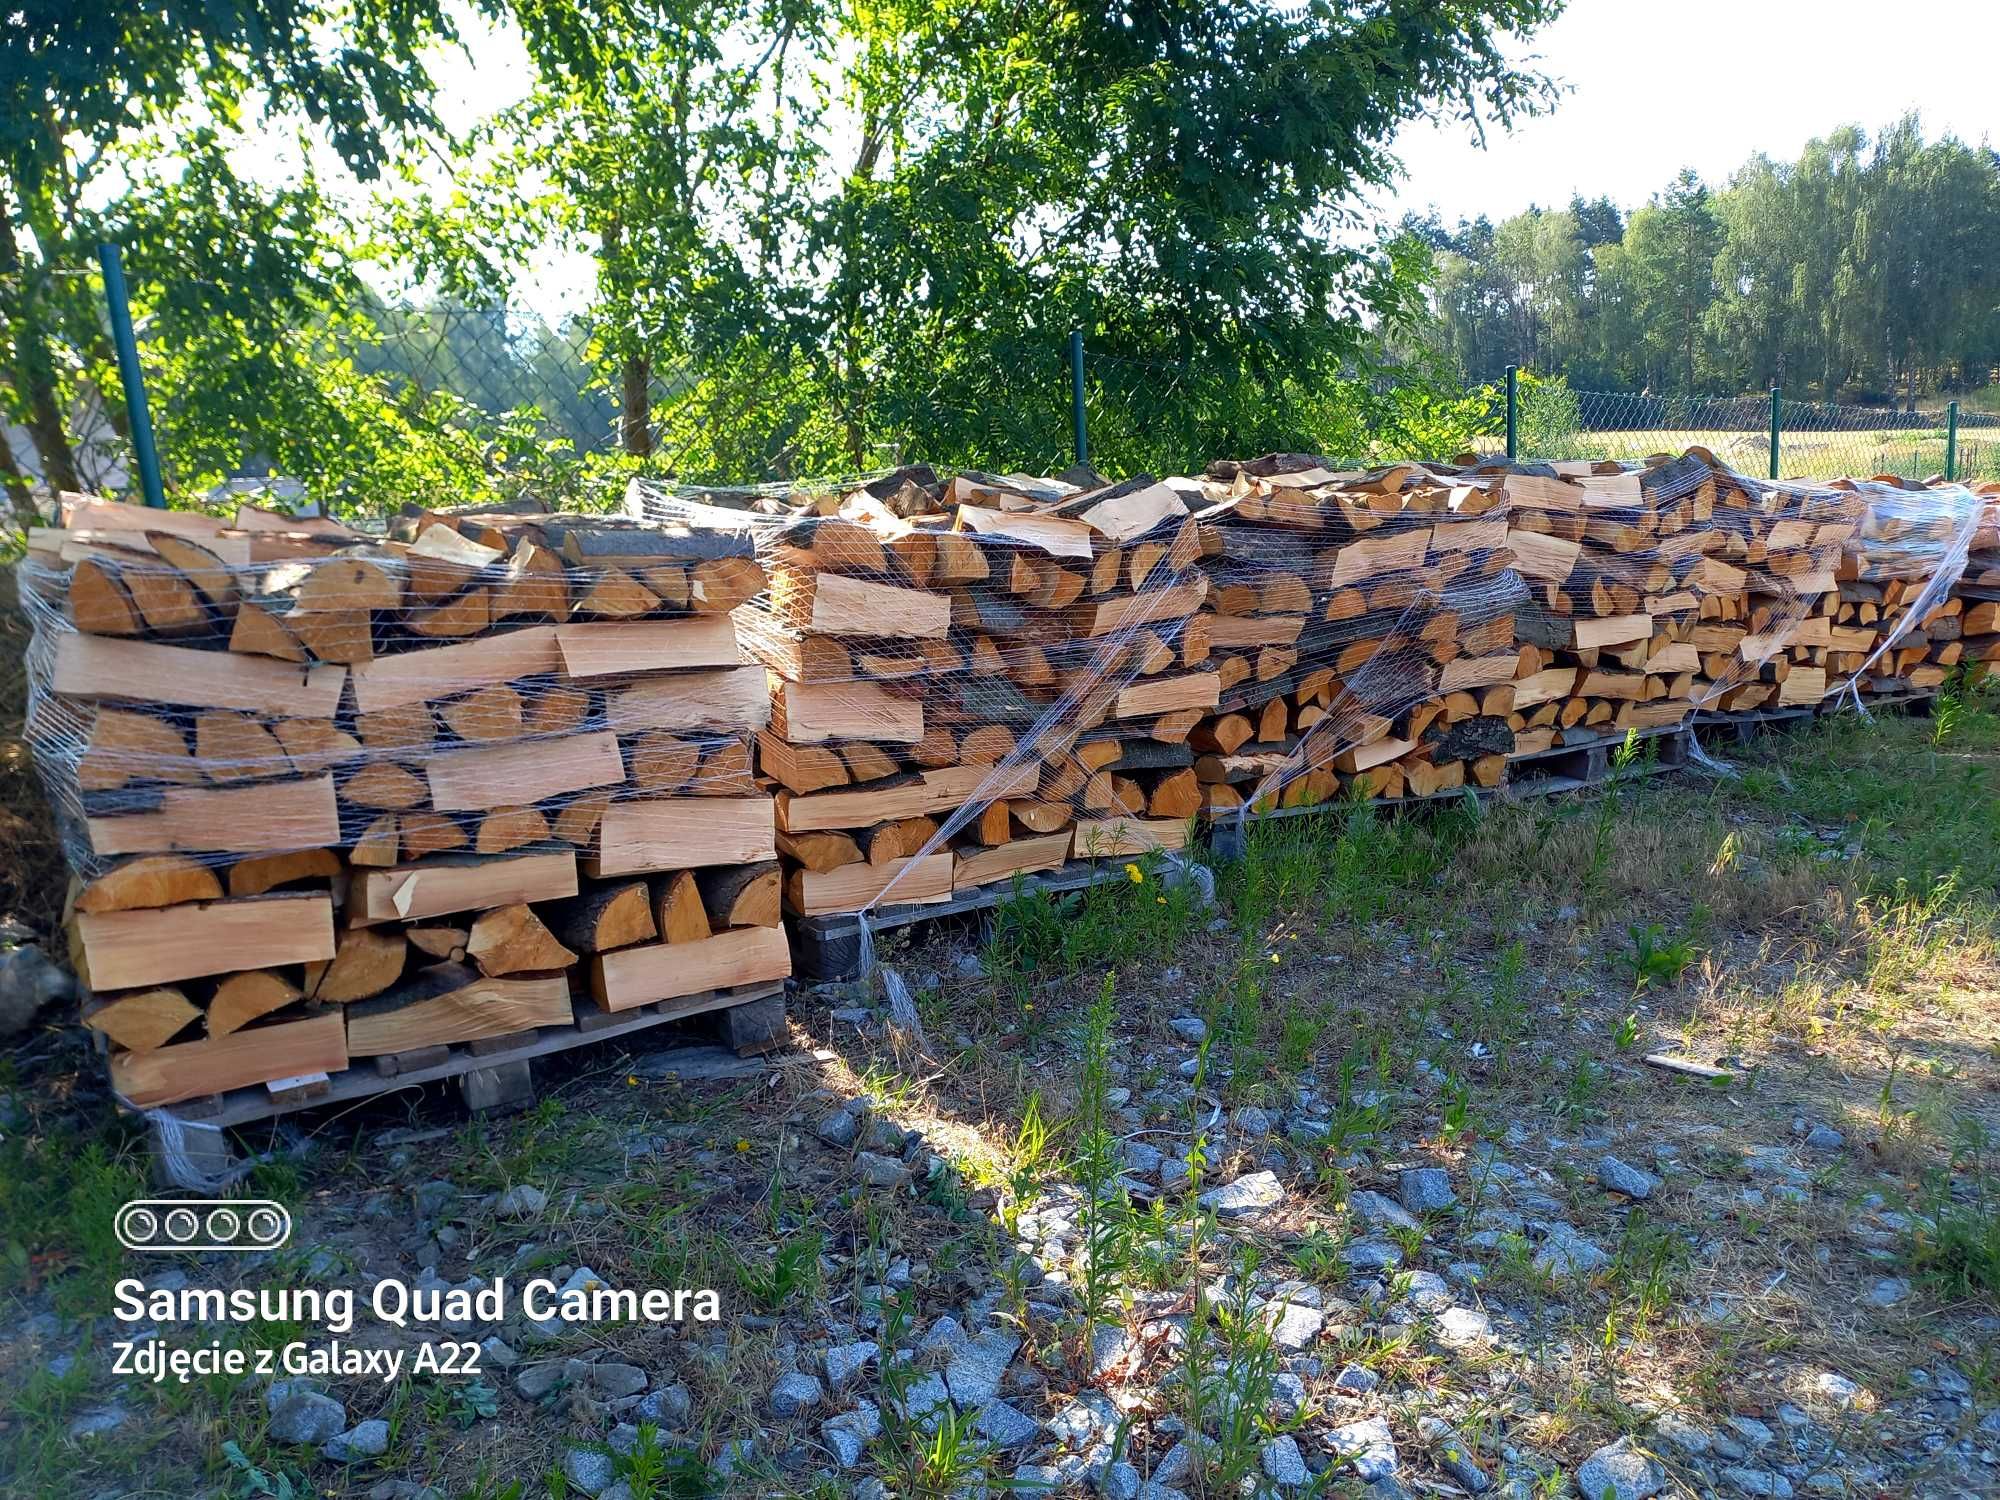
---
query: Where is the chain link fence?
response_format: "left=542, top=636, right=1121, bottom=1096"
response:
left=1485, top=381, right=2000, bottom=483
left=11, top=278, right=1999, bottom=522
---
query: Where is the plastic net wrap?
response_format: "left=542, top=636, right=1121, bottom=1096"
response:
left=1172, top=457, right=1525, bottom=814
left=1951, top=481, right=2000, bottom=681
left=21, top=494, right=792, bottom=1108
left=633, top=468, right=1214, bottom=930
left=1827, top=477, right=1988, bottom=705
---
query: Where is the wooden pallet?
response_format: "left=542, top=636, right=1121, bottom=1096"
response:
left=1209, top=724, right=1693, bottom=860
left=1503, top=722, right=1692, bottom=796
left=125, top=981, right=786, bottom=1180
left=791, top=860, right=1136, bottom=981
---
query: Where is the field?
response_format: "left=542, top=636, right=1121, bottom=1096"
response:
left=3, top=671, right=1999, bottom=1496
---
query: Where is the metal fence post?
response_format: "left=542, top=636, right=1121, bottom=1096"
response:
left=1504, top=365, right=1518, bottom=460
left=1946, top=400, right=1959, bottom=482
left=1768, top=385, right=1781, bottom=481
left=97, top=243, right=166, bottom=509
left=1068, top=330, right=1088, bottom=466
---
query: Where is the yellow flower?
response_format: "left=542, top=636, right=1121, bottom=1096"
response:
left=1268, top=952, right=1281, bottom=964
left=1156, top=896, right=1167, bottom=905
left=625, top=1074, right=638, bottom=1086
left=735, top=1139, right=752, bottom=1153
left=1124, top=863, right=1144, bottom=884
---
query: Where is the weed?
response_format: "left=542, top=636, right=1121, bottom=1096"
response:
left=736, top=1230, right=825, bottom=1312
left=1611, top=1011, right=1642, bottom=1050
left=1619, top=923, right=1699, bottom=992
left=1007, top=1091, right=1060, bottom=1205
left=1905, top=1115, right=2000, bottom=1304
left=1584, top=731, right=1644, bottom=904
left=1073, top=974, right=1131, bottom=1342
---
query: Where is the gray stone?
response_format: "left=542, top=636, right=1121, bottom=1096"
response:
left=823, top=1402, right=882, bottom=1467
left=1718, top=1468, right=1793, bottom=1498
left=815, top=1108, right=861, bottom=1148
left=0, top=942, right=74, bottom=1039
left=1198, top=1170, right=1284, bottom=1218
left=1803, top=1124, right=1845, bottom=1152
left=1725, top=1416, right=1774, bottom=1451
left=920, top=1314, right=969, bottom=1354
left=1343, top=1237, right=1404, bottom=1271
left=1436, top=1306, right=1492, bottom=1345
left=1597, top=1156, right=1660, bottom=1200
left=824, top=1339, right=879, bottom=1391
left=479, top=1336, right=518, bottom=1369
left=1573, top=1436, right=1665, bottom=1500
left=515, top=1362, right=565, bottom=1400
left=1263, top=1300, right=1324, bottom=1350
left=268, top=1390, right=348, bottom=1445
left=1864, top=1276, right=1911, bottom=1307
left=1013, top=1466, right=1063, bottom=1494
left=1534, top=1224, right=1611, bottom=1278
left=770, top=1370, right=825, bottom=1417
left=1122, top=1140, right=1164, bottom=1176
left=1262, top=1434, right=1309, bottom=1487
left=325, top=1419, right=391, bottom=1462
left=1400, top=1167, right=1456, bottom=1214
left=1328, top=1414, right=1398, bottom=1482
left=559, top=1446, right=615, bottom=1497
left=1333, top=1362, right=1381, bottom=1393
left=1650, top=1413, right=1711, bottom=1456
left=1158, top=1157, right=1191, bottom=1191
left=1098, top=1461, right=1142, bottom=1499
left=1170, top=1017, right=1208, bottom=1044
left=1349, top=1189, right=1420, bottom=1231
left=945, top=1328, right=1020, bottom=1406
left=1049, top=1390, right=1118, bottom=1446
left=66, top=1407, right=130, bottom=1440
left=897, top=1371, right=953, bottom=1427
left=1152, top=1439, right=1212, bottom=1488
left=1234, top=1106, right=1274, bottom=1137
left=493, top=1183, right=547, bottom=1217
left=632, top=1382, right=690, bottom=1426
left=856, top=1151, right=909, bottom=1188
left=975, top=1399, right=1042, bottom=1450
left=592, top=1362, right=648, bottom=1398
left=1813, top=1372, right=1864, bottom=1408
left=1419, top=1418, right=1488, bottom=1492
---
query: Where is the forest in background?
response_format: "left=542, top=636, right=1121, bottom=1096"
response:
left=1407, top=117, right=2000, bottom=408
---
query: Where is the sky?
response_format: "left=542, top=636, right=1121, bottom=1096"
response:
left=330, top=0, right=2000, bottom=317
left=1373, top=0, right=2000, bottom=228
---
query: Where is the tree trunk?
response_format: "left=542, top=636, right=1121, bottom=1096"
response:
left=0, top=178, right=82, bottom=495
left=619, top=353, right=652, bottom=457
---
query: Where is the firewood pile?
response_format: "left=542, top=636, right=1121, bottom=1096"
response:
left=1503, top=451, right=1866, bottom=731
left=1951, top=481, right=2000, bottom=682
left=22, top=494, right=790, bottom=1108
left=649, top=467, right=1215, bottom=919
left=1827, top=477, right=1988, bottom=700
left=1177, top=456, right=1523, bottom=810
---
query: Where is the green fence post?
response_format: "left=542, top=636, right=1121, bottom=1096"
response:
left=97, top=242, right=166, bottom=508
left=1946, top=400, right=1959, bottom=482
left=1504, top=364, right=1518, bottom=460
left=1069, top=329, right=1088, bottom=467
left=1768, top=384, right=1781, bottom=481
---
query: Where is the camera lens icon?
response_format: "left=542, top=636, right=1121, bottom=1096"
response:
left=117, top=1199, right=292, bottom=1251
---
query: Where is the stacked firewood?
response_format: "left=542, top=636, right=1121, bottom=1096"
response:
left=1179, top=456, right=1523, bottom=809
left=1950, top=482, right=2000, bottom=683
left=1506, top=452, right=1863, bottom=736
left=24, top=494, right=789, bottom=1108
left=1826, top=477, right=1987, bottom=699
left=714, top=467, right=1213, bottom=917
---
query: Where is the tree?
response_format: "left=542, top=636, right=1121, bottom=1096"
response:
left=421, top=0, right=1568, bottom=479
left=0, top=0, right=473, bottom=516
